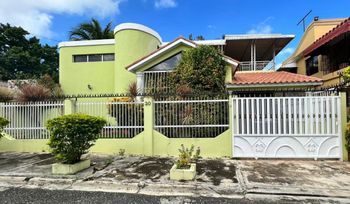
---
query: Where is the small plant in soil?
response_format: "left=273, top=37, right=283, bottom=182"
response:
left=0, top=117, right=9, bottom=138
left=176, top=144, right=200, bottom=169
left=119, top=149, right=125, bottom=156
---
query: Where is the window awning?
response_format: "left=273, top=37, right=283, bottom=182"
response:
left=304, top=18, right=350, bottom=57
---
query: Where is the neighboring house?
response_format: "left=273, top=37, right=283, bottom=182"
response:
left=281, top=17, right=349, bottom=87
left=58, top=23, right=322, bottom=96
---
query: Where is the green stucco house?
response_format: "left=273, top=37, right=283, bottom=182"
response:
left=58, top=23, right=323, bottom=96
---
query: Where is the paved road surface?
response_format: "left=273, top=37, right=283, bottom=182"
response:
left=0, top=187, right=287, bottom=204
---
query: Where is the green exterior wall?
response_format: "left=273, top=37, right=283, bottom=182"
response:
left=114, top=30, right=161, bottom=93
left=0, top=131, right=232, bottom=158
left=59, top=44, right=115, bottom=95
left=0, top=136, right=50, bottom=153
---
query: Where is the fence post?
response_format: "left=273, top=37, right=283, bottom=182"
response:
left=64, top=99, right=76, bottom=115
left=340, top=91, right=348, bottom=161
left=143, top=96, right=154, bottom=156
left=229, top=94, right=234, bottom=157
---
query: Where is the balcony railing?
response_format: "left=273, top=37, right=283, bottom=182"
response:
left=240, top=61, right=274, bottom=71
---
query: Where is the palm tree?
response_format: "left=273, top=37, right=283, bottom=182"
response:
left=69, top=18, right=114, bottom=40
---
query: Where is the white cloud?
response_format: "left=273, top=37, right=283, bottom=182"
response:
left=247, top=17, right=273, bottom=34
left=155, top=0, right=177, bottom=9
left=207, top=25, right=216, bottom=29
left=0, top=0, right=124, bottom=38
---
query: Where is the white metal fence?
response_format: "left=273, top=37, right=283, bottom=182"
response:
left=154, top=98, right=229, bottom=138
left=232, top=96, right=342, bottom=159
left=76, top=100, right=144, bottom=138
left=0, top=101, right=64, bottom=139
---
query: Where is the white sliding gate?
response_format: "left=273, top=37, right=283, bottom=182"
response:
left=232, top=96, right=342, bottom=159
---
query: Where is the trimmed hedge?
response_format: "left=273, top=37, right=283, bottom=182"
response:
left=47, top=114, right=106, bottom=164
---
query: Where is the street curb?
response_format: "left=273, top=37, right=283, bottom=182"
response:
left=0, top=175, right=244, bottom=199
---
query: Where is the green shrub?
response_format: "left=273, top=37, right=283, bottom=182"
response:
left=169, top=45, right=227, bottom=93
left=346, top=123, right=350, bottom=152
left=0, top=117, right=9, bottom=138
left=343, top=66, right=350, bottom=83
left=176, top=144, right=200, bottom=169
left=47, top=114, right=106, bottom=164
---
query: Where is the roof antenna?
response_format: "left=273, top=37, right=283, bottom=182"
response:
left=297, top=10, right=312, bottom=32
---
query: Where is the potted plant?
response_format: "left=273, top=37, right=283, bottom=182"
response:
left=47, top=113, right=106, bottom=175
left=170, top=144, right=200, bottom=181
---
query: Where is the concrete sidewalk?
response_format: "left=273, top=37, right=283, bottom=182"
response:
left=0, top=152, right=349, bottom=203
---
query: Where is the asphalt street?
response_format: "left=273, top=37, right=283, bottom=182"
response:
left=0, top=187, right=286, bottom=204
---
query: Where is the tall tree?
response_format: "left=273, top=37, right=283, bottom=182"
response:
left=0, top=23, right=58, bottom=81
left=69, top=18, right=114, bottom=40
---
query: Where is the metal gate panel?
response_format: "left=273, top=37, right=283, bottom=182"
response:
left=232, top=96, right=342, bottom=159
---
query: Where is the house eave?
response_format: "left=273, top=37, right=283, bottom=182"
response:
left=127, top=38, right=197, bottom=73
left=58, top=39, right=115, bottom=48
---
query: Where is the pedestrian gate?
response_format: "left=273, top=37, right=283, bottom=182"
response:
left=232, top=96, right=342, bottom=159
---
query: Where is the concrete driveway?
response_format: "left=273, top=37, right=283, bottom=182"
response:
left=237, top=160, right=350, bottom=198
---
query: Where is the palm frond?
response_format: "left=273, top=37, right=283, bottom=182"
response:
left=69, top=18, right=114, bottom=40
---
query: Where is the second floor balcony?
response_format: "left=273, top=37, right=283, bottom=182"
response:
left=240, top=60, right=276, bottom=71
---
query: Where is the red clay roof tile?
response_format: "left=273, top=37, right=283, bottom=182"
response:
left=231, top=71, right=323, bottom=85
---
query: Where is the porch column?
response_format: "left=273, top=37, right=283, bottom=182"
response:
left=272, top=43, right=276, bottom=71
left=250, top=42, right=254, bottom=70
left=136, top=72, right=144, bottom=94
left=250, top=41, right=256, bottom=71
left=253, top=42, right=256, bottom=70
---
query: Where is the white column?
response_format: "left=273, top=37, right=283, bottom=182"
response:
left=253, top=42, right=256, bottom=70
left=250, top=43, right=254, bottom=71
left=136, top=72, right=144, bottom=94
left=272, top=43, right=276, bottom=70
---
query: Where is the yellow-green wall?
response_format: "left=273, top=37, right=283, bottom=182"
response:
left=0, top=97, right=233, bottom=158
left=59, top=44, right=115, bottom=95
left=114, top=29, right=161, bottom=93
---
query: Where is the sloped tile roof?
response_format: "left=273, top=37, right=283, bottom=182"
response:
left=230, top=71, right=323, bottom=86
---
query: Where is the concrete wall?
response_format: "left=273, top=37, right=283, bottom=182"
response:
left=0, top=96, right=233, bottom=158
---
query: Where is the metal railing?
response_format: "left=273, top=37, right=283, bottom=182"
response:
left=240, top=61, right=273, bottom=71
left=232, top=96, right=341, bottom=135
left=0, top=101, right=64, bottom=139
left=76, top=101, right=144, bottom=138
left=143, top=71, right=172, bottom=94
left=154, top=97, right=229, bottom=138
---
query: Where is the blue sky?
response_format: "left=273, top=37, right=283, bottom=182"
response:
left=0, top=0, right=349, bottom=65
